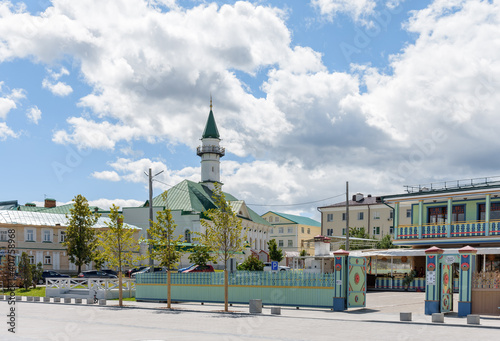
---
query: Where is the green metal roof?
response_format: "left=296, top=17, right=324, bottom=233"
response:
left=202, top=110, right=220, bottom=139
left=266, top=211, right=321, bottom=227
left=150, top=180, right=271, bottom=226
left=15, top=203, right=106, bottom=214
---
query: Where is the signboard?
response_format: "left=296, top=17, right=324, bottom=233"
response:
left=445, top=256, right=456, bottom=265
left=271, top=261, right=278, bottom=271
left=336, top=279, right=342, bottom=286
left=427, top=271, right=436, bottom=285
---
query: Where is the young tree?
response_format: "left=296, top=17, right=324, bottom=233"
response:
left=267, top=239, right=283, bottom=262
left=97, top=204, right=141, bottom=307
left=237, top=256, right=264, bottom=271
left=299, top=249, right=307, bottom=269
left=188, top=245, right=214, bottom=266
left=146, top=192, right=183, bottom=309
left=19, top=252, right=33, bottom=290
left=31, top=262, right=43, bottom=285
left=198, top=183, right=246, bottom=312
left=64, top=195, right=100, bottom=274
left=376, top=234, right=396, bottom=249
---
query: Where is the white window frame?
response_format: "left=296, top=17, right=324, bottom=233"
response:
left=307, top=228, right=310, bottom=234
left=287, top=227, right=293, bottom=233
left=287, top=240, right=293, bottom=247
left=43, top=229, right=52, bottom=242
left=390, top=226, right=394, bottom=234
left=373, top=212, right=380, bottom=220
left=406, top=209, right=411, bottom=218
left=358, top=212, right=364, bottom=220
left=28, top=255, right=35, bottom=264
left=278, top=227, right=283, bottom=233
left=274, top=217, right=279, bottom=222
left=327, top=213, right=333, bottom=222
left=25, top=228, right=36, bottom=242
left=59, top=231, right=66, bottom=243
left=373, top=226, right=380, bottom=235
left=0, top=228, right=8, bottom=241
left=44, top=255, right=52, bottom=265
left=342, top=228, right=346, bottom=235
left=278, top=240, right=284, bottom=247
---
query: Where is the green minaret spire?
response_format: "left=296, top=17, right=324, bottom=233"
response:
left=202, top=96, right=220, bottom=139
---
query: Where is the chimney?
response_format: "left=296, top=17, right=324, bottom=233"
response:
left=44, top=198, right=56, bottom=208
left=355, top=193, right=363, bottom=202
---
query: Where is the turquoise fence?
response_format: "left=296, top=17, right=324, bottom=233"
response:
left=136, top=271, right=337, bottom=308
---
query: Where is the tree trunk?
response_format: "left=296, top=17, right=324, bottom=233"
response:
left=167, top=270, right=172, bottom=309
left=224, top=269, right=228, bottom=312
left=118, top=271, right=123, bottom=307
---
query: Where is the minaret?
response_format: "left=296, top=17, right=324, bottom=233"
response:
left=197, top=97, right=225, bottom=190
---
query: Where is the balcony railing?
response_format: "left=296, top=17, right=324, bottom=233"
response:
left=196, top=145, right=225, bottom=156
left=395, top=220, right=500, bottom=240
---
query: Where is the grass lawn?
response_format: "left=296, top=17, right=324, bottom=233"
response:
left=111, top=297, right=136, bottom=301
left=2, top=287, right=46, bottom=297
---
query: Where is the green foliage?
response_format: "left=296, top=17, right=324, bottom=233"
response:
left=198, top=183, right=246, bottom=269
left=19, top=252, right=33, bottom=290
left=64, top=194, right=100, bottom=274
left=349, top=227, right=370, bottom=239
left=376, top=234, right=396, bottom=249
left=188, top=245, right=214, bottom=266
left=299, top=249, right=307, bottom=257
left=267, top=239, right=283, bottom=262
left=31, top=262, right=43, bottom=284
left=237, top=256, right=264, bottom=271
left=145, top=193, right=184, bottom=269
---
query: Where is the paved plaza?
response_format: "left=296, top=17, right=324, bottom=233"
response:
left=1, top=292, right=499, bottom=340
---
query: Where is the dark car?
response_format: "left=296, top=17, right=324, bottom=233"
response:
left=39, top=270, right=70, bottom=284
left=125, top=266, right=147, bottom=278
left=131, top=267, right=166, bottom=278
left=181, top=265, right=214, bottom=273
left=77, top=270, right=118, bottom=279
left=101, top=269, right=118, bottom=276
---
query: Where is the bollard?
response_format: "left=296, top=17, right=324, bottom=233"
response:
left=271, top=307, right=281, bottom=315
left=249, top=299, right=262, bottom=314
left=64, top=298, right=72, bottom=304
left=467, top=315, right=480, bottom=325
left=75, top=298, right=82, bottom=304
left=99, top=299, right=106, bottom=305
left=16, top=296, right=22, bottom=301
left=87, top=298, right=94, bottom=305
left=432, top=313, right=444, bottom=323
left=26, top=296, right=34, bottom=302
left=43, top=297, right=51, bottom=303
left=0, top=295, right=5, bottom=300
left=400, top=312, right=412, bottom=321
left=53, top=297, right=61, bottom=303
left=33, top=297, right=40, bottom=302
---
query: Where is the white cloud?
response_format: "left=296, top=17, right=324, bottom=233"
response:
left=42, top=78, right=73, bottom=96
left=311, top=0, right=376, bottom=23
left=26, top=105, right=41, bottom=124
left=48, top=67, right=70, bottom=80
left=91, top=170, right=121, bottom=182
left=87, top=198, right=144, bottom=209
left=0, top=82, right=26, bottom=119
left=0, top=122, right=18, bottom=140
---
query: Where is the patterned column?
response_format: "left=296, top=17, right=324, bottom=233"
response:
left=333, top=249, right=349, bottom=311
left=485, top=194, right=490, bottom=236
left=418, top=200, right=424, bottom=239
left=394, top=202, right=399, bottom=239
left=425, top=246, right=443, bottom=315
left=446, top=197, right=452, bottom=238
left=458, top=245, right=477, bottom=317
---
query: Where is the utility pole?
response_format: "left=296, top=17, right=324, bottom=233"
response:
left=146, top=168, right=164, bottom=268
left=345, top=181, right=349, bottom=251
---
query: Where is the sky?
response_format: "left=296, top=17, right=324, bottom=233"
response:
left=1, top=0, right=500, bottom=220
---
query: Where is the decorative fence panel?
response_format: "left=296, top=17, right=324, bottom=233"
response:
left=136, top=271, right=337, bottom=308
left=375, top=277, right=458, bottom=292
left=472, top=272, right=500, bottom=289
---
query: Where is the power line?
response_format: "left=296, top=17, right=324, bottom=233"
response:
left=153, top=178, right=345, bottom=208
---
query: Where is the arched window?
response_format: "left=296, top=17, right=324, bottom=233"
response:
left=185, top=229, right=191, bottom=243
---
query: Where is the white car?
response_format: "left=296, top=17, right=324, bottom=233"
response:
left=263, top=262, right=291, bottom=272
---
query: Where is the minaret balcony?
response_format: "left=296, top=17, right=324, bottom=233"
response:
left=197, top=145, right=225, bottom=156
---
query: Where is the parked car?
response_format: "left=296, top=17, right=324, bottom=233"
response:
left=77, top=270, right=118, bottom=279
left=263, top=262, right=291, bottom=272
left=39, top=270, right=69, bottom=284
left=101, top=269, right=118, bottom=276
left=131, top=267, right=166, bottom=278
left=180, top=265, right=214, bottom=273
left=178, top=264, right=196, bottom=273
left=125, top=266, right=147, bottom=278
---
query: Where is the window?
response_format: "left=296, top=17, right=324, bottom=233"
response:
left=44, top=255, right=52, bottom=265
left=26, top=229, right=35, bottom=242
left=274, top=217, right=279, bottom=222
left=406, top=209, right=412, bottom=218
left=358, top=212, right=364, bottom=220
left=28, top=256, right=35, bottom=264
left=342, top=228, right=346, bottom=235
left=301, top=227, right=304, bottom=233
left=373, top=212, right=380, bottom=219
left=43, top=230, right=52, bottom=242
left=270, top=228, right=274, bottom=234
left=373, top=226, right=380, bottom=235
left=428, top=207, right=447, bottom=223
left=59, top=231, right=66, bottom=243
left=0, top=229, right=7, bottom=241
left=327, top=228, right=333, bottom=236
left=452, top=205, right=465, bottom=222
left=389, top=226, right=394, bottom=234
left=278, top=240, right=284, bottom=247
left=287, top=227, right=293, bottom=233
left=389, top=211, right=393, bottom=219
left=287, top=240, right=293, bottom=247
left=307, top=228, right=310, bottom=234
left=327, top=213, right=333, bottom=222
left=268, top=217, right=273, bottom=222
left=342, top=213, right=346, bottom=221
left=278, top=227, right=283, bottom=233
left=184, top=229, right=191, bottom=243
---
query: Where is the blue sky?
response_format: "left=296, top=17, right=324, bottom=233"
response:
left=1, top=0, right=499, bottom=219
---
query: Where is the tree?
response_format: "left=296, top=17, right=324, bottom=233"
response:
left=198, top=183, right=246, bottom=312
left=31, top=262, right=43, bottom=285
left=188, top=245, right=214, bottom=266
left=376, top=234, right=396, bottom=249
left=237, top=256, right=264, bottom=271
left=64, top=195, right=100, bottom=274
left=97, top=204, right=141, bottom=307
left=267, top=239, right=283, bottom=262
left=19, top=252, right=33, bottom=290
left=146, top=192, right=183, bottom=309
left=299, top=249, right=307, bottom=269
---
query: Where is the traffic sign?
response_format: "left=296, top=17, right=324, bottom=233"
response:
left=271, top=261, right=278, bottom=271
